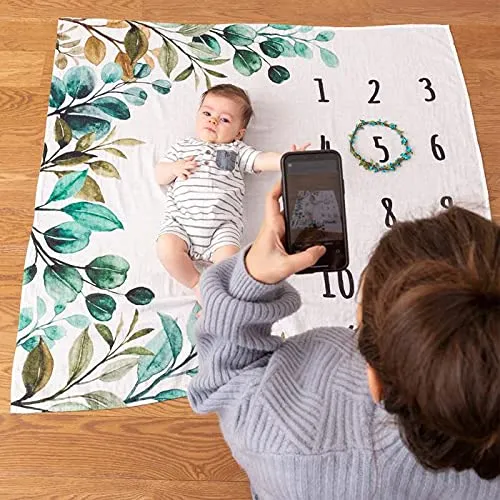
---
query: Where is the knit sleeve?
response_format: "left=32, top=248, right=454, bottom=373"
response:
left=187, top=248, right=301, bottom=414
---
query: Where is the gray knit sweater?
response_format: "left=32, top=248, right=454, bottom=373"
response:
left=188, top=251, right=500, bottom=499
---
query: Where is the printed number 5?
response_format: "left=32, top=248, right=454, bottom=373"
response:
left=373, top=136, right=389, bottom=163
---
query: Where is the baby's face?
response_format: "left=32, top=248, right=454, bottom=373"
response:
left=196, top=94, right=246, bottom=144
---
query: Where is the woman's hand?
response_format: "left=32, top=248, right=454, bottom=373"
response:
left=290, top=142, right=311, bottom=151
left=245, top=181, right=326, bottom=285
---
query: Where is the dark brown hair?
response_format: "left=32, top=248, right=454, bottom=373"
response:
left=201, top=84, right=254, bottom=128
left=358, top=206, right=500, bottom=479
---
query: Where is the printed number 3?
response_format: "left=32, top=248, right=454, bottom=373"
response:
left=419, top=77, right=436, bottom=102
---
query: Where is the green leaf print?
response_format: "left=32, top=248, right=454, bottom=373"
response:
left=186, top=302, right=201, bottom=346
left=62, top=202, right=124, bottom=232
left=233, top=50, right=262, bottom=76
left=151, top=80, right=171, bottom=95
left=224, top=24, right=257, bottom=46
left=133, top=63, right=152, bottom=79
left=123, top=87, right=148, bottom=105
left=126, top=328, right=154, bottom=343
left=125, top=287, right=155, bottom=305
left=18, top=307, right=33, bottom=331
left=49, top=402, right=90, bottom=412
left=320, top=47, right=339, bottom=67
left=177, top=24, right=214, bottom=37
left=174, top=66, right=193, bottom=82
left=53, top=152, right=96, bottom=166
left=268, top=65, right=290, bottom=84
left=68, top=327, right=94, bottom=383
left=158, top=39, right=178, bottom=78
left=193, top=34, right=221, bottom=57
left=43, top=325, right=65, bottom=341
left=124, top=26, right=148, bottom=63
left=95, top=323, right=114, bottom=347
left=158, top=313, right=183, bottom=362
left=269, top=24, right=294, bottom=30
left=137, top=331, right=173, bottom=383
left=83, top=390, right=125, bottom=409
left=37, top=297, right=46, bottom=319
left=315, top=31, right=335, bottom=41
left=260, top=40, right=284, bottom=58
left=154, top=389, right=187, bottom=401
left=22, top=337, right=54, bottom=398
left=44, top=222, right=91, bottom=254
left=64, top=314, right=90, bottom=329
left=75, top=132, right=96, bottom=152
left=89, top=161, right=120, bottom=179
left=98, top=358, right=138, bottom=382
left=85, top=293, right=116, bottom=321
left=92, top=97, right=131, bottom=120
left=101, top=62, right=123, bottom=83
left=65, top=105, right=111, bottom=140
left=43, top=264, right=83, bottom=305
left=269, top=37, right=295, bottom=57
left=63, top=66, right=96, bottom=99
left=294, top=41, right=313, bottom=59
left=54, top=117, right=72, bottom=148
left=49, top=76, right=66, bottom=108
left=118, top=347, right=154, bottom=356
left=188, top=41, right=218, bottom=60
left=85, top=255, right=130, bottom=289
left=22, top=264, right=37, bottom=285
left=46, top=169, right=88, bottom=204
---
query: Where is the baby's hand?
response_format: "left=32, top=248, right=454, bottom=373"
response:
left=174, top=156, right=198, bottom=180
left=291, top=142, right=311, bottom=152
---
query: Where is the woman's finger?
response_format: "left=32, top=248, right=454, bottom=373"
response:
left=286, top=245, right=326, bottom=274
left=266, top=180, right=283, bottom=218
left=291, top=144, right=297, bottom=151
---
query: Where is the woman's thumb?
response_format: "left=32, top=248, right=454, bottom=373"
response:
left=287, top=246, right=326, bottom=274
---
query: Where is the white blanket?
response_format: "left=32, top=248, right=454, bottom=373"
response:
left=11, top=20, right=488, bottom=413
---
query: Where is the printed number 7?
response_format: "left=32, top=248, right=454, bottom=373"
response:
left=373, top=136, right=389, bottom=163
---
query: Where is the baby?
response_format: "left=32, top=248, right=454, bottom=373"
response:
left=155, top=84, right=308, bottom=303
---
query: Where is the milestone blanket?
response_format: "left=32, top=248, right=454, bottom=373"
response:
left=11, top=20, right=489, bottom=413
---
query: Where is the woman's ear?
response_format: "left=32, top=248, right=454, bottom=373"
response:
left=367, top=365, right=383, bottom=403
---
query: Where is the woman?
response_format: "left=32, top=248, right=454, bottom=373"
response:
left=188, top=182, right=500, bottom=499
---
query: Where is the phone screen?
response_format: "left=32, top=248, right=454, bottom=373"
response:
left=282, top=151, right=348, bottom=272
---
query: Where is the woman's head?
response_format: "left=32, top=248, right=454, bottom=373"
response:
left=358, top=206, right=500, bottom=479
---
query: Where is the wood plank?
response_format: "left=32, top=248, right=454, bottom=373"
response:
left=0, top=478, right=252, bottom=499
left=0, top=413, right=247, bottom=481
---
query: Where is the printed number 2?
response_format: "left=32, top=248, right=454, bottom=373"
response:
left=368, top=79, right=381, bottom=104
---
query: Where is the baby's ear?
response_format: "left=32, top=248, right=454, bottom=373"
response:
left=237, top=128, right=246, bottom=140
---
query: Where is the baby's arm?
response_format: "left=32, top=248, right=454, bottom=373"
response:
left=253, top=142, right=311, bottom=172
left=155, top=157, right=198, bottom=185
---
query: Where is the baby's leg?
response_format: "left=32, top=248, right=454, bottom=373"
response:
left=211, top=244, right=240, bottom=264
left=156, top=233, right=202, bottom=303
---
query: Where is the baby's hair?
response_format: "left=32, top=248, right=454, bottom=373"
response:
left=200, top=84, right=254, bottom=128
left=358, top=206, right=500, bottom=480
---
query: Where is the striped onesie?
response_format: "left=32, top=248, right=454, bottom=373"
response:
left=159, top=137, right=262, bottom=261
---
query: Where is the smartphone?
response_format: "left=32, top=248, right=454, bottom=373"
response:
left=281, top=150, right=349, bottom=274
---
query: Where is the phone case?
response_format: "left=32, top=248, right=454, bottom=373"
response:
left=281, top=149, right=349, bottom=274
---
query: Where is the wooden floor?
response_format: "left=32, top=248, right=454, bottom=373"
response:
left=0, top=1, right=499, bottom=498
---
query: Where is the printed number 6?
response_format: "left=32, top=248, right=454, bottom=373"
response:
left=431, top=134, right=445, bottom=161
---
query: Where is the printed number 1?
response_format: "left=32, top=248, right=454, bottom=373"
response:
left=314, top=78, right=330, bottom=102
